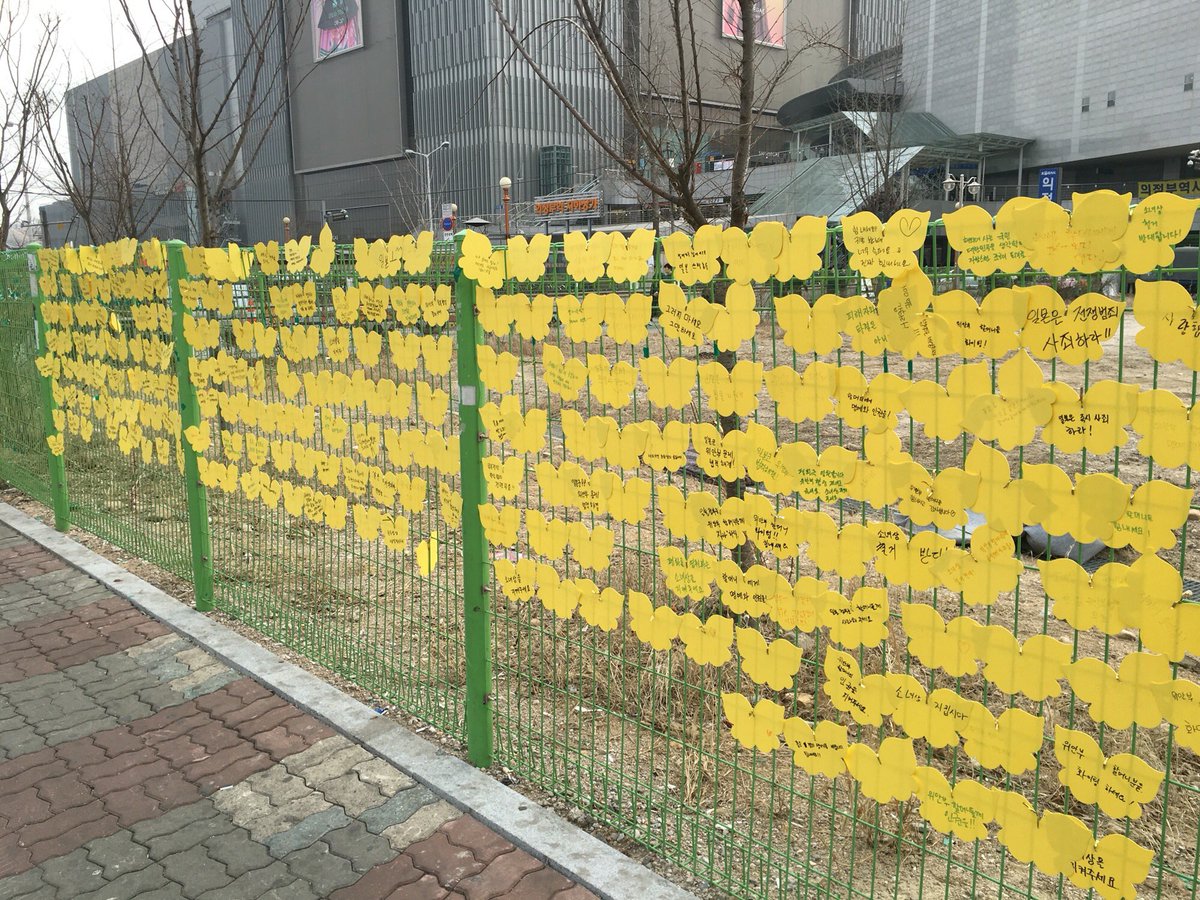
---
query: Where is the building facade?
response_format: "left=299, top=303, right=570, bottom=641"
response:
left=901, top=0, right=1200, bottom=198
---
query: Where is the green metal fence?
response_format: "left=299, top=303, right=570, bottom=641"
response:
left=6, top=200, right=1200, bottom=900
left=0, top=250, right=52, bottom=507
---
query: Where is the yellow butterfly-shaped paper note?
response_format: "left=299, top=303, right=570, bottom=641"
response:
left=677, top=612, right=734, bottom=667
left=821, top=647, right=891, bottom=727
left=962, top=349, right=1056, bottom=450
left=781, top=718, right=846, bottom=777
left=774, top=293, right=841, bottom=355
left=960, top=704, right=1044, bottom=775
left=722, top=693, right=785, bottom=754
left=1053, top=725, right=1164, bottom=819
left=627, top=591, right=680, bottom=651
left=974, top=625, right=1071, bottom=701
left=911, top=768, right=996, bottom=841
left=898, top=603, right=980, bottom=677
left=844, top=736, right=917, bottom=803
left=763, top=361, right=837, bottom=425
left=841, top=209, right=929, bottom=277
left=735, top=627, right=802, bottom=691
left=660, top=225, right=722, bottom=285
left=1064, top=652, right=1170, bottom=730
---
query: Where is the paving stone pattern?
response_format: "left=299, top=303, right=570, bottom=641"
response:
left=0, top=524, right=595, bottom=899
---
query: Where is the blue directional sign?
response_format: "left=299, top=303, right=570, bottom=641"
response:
left=1038, top=167, right=1060, bottom=202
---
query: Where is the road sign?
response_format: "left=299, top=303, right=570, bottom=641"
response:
left=1038, top=167, right=1060, bottom=202
left=442, top=217, right=454, bottom=231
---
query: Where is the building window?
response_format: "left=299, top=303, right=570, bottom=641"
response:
left=1107, top=90, right=1116, bottom=107
left=1187, top=73, right=1195, bottom=91
left=1081, top=95, right=1090, bottom=112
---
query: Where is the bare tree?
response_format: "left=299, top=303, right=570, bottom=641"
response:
left=115, top=0, right=312, bottom=246
left=0, top=0, right=60, bottom=248
left=834, top=66, right=914, bottom=219
left=490, top=0, right=841, bottom=230
left=38, top=76, right=178, bottom=243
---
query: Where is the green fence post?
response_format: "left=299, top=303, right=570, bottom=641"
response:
left=454, top=232, right=494, bottom=767
left=166, top=240, right=214, bottom=611
left=26, top=245, right=70, bottom=531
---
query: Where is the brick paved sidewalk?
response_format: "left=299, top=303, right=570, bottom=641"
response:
left=0, top=522, right=597, bottom=900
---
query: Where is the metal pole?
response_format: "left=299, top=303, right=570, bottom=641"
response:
left=166, top=240, right=215, bottom=611
left=454, top=231, right=494, bottom=767
left=426, top=156, right=434, bottom=235
left=27, top=244, right=69, bottom=531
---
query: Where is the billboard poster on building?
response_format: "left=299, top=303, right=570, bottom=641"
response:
left=721, top=0, right=785, bottom=48
left=312, top=0, right=364, bottom=61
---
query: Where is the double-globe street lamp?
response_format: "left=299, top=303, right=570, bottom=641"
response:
left=405, top=140, right=451, bottom=234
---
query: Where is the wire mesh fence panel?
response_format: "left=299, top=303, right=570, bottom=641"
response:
left=0, top=250, right=50, bottom=506
left=468, top=202, right=1200, bottom=900
left=179, top=233, right=468, bottom=737
left=34, top=243, right=193, bottom=579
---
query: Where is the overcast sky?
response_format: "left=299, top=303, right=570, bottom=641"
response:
left=31, top=0, right=168, bottom=88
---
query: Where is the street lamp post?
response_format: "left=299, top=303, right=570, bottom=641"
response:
left=943, top=173, right=981, bottom=208
left=498, top=176, right=512, bottom=241
left=405, top=140, right=451, bottom=234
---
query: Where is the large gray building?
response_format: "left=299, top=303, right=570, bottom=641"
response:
left=54, top=0, right=866, bottom=243
left=903, top=0, right=1200, bottom=198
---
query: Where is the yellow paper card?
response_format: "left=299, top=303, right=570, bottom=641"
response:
left=1059, top=833, right=1155, bottom=900
left=816, top=586, right=888, bottom=650
left=898, top=603, right=980, bottom=677
left=877, top=268, right=955, bottom=359
left=962, top=349, right=1055, bottom=449
left=627, top=591, right=680, bottom=651
left=960, top=704, right=1043, bottom=775
left=677, top=612, right=734, bottom=666
left=1053, top=726, right=1164, bottom=819
left=775, top=294, right=841, bottom=355
left=562, top=231, right=612, bottom=282
left=660, top=225, right=722, bottom=285
left=887, top=674, right=973, bottom=748
left=1040, top=557, right=1131, bottom=634
left=1021, top=464, right=1130, bottom=544
left=941, top=203, right=1030, bottom=276
left=604, top=230, right=652, bottom=284
left=602, top=292, right=651, bottom=346
left=974, top=625, right=1070, bottom=701
left=902, top=362, right=992, bottom=442
left=658, top=283, right=717, bottom=347
left=822, top=647, right=890, bottom=726
left=542, top=344, right=587, bottom=401
left=1122, top=554, right=1200, bottom=662
left=698, top=359, right=763, bottom=417
left=1109, top=480, right=1191, bottom=553
left=722, top=693, right=785, bottom=754
left=833, top=294, right=888, bottom=356
left=640, top=356, right=697, bottom=410
left=843, top=736, right=917, bottom=803
left=993, top=794, right=1091, bottom=878
left=735, top=627, right=802, bottom=690
left=556, top=293, right=605, bottom=344
left=912, top=768, right=995, bottom=841
left=1152, top=677, right=1200, bottom=754
left=781, top=718, right=846, bottom=778
left=841, top=209, right=929, bottom=277
left=764, top=362, right=837, bottom=425
left=578, top=585, right=623, bottom=631
left=1064, top=652, right=1170, bottom=730
left=1121, top=192, right=1200, bottom=273
left=707, top=283, right=760, bottom=351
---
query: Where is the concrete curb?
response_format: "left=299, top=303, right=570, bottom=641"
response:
left=0, top=502, right=697, bottom=900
